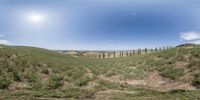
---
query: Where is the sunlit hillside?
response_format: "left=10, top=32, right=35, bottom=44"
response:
left=1, top=44, right=200, bottom=100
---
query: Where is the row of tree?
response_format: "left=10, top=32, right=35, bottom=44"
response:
left=69, top=46, right=173, bottom=58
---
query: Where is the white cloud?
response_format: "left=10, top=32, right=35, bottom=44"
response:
left=180, top=31, right=200, bottom=41
left=0, top=40, right=11, bottom=45
left=179, top=31, right=200, bottom=44
left=190, top=40, right=200, bottom=44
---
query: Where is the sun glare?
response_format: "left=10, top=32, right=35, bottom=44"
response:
left=28, top=12, right=44, bottom=23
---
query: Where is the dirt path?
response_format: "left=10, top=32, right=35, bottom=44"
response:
left=98, top=75, right=146, bottom=86
left=83, top=67, right=196, bottom=93
left=147, top=71, right=196, bottom=92
left=98, top=71, right=196, bottom=92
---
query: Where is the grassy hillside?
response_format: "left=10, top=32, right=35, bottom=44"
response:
left=0, top=44, right=200, bottom=99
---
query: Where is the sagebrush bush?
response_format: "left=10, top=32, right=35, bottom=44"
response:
left=74, top=76, right=91, bottom=86
left=12, top=71, right=21, bottom=82
left=0, top=74, right=11, bottom=89
left=26, top=72, right=38, bottom=83
left=48, top=75, right=64, bottom=89
left=193, top=74, right=200, bottom=87
left=160, top=65, right=184, bottom=80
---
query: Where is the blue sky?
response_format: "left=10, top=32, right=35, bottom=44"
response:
left=0, top=0, right=200, bottom=50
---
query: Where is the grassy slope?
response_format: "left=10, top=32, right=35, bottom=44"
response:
left=0, top=44, right=200, bottom=99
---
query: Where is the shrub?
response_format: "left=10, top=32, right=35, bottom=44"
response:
left=13, top=71, right=21, bottom=81
left=188, top=58, right=200, bottom=69
left=193, top=74, right=200, bottom=87
left=48, top=75, right=63, bottom=89
left=41, top=68, right=49, bottom=74
left=27, top=72, right=38, bottom=83
left=97, top=80, right=126, bottom=90
left=191, top=49, right=200, bottom=58
left=74, top=76, right=91, bottom=86
left=0, top=74, right=11, bottom=89
left=160, top=65, right=184, bottom=80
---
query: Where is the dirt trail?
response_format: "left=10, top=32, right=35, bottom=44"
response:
left=83, top=67, right=196, bottom=93
left=98, top=71, right=196, bottom=92
left=85, top=68, right=93, bottom=78
left=147, top=71, right=196, bottom=92
left=98, top=75, right=146, bottom=86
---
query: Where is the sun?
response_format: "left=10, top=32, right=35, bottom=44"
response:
left=28, top=12, right=44, bottom=23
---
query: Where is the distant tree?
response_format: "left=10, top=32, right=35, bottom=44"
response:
left=81, top=53, right=84, bottom=57
left=162, top=46, right=165, bottom=50
left=113, top=51, right=116, bottom=58
left=159, top=47, right=162, bottom=51
left=155, top=48, right=158, bottom=52
left=138, top=49, right=141, bottom=55
left=133, top=50, right=135, bottom=56
left=130, top=51, right=132, bottom=56
left=103, top=52, right=105, bottom=58
left=126, top=51, right=128, bottom=57
left=108, top=52, right=110, bottom=58
left=144, top=48, right=148, bottom=53
left=98, top=54, right=101, bottom=58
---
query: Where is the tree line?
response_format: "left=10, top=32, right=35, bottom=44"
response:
left=66, top=46, right=173, bottom=58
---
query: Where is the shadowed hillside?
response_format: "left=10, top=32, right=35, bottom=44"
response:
left=1, top=44, right=200, bottom=99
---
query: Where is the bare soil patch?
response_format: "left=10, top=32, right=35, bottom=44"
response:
left=98, top=70, right=196, bottom=92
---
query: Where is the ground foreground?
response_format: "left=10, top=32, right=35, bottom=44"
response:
left=0, top=44, right=200, bottom=99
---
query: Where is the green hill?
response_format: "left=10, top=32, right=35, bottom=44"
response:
left=0, top=44, right=200, bottom=100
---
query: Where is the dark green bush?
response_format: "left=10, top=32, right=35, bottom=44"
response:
left=193, top=74, right=200, bottom=87
left=97, top=80, right=126, bottom=90
left=48, top=75, right=63, bottom=89
left=41, top=68, right=49, bottom=74
left=160, top=65, right=184, bottom=80
left=74, top=76, right=91, bottom=86
left=0, top=74, right=11, bottom=89
left=13, top=71, right=21, bottom=81
left=27, top=72, right=38, bottom=83
left=191, top=49, right=200, bottom=58
left=188, top=58, right=199, bottom=69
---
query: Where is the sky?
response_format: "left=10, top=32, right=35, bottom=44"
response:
left=0, top=0, right=200, bottom=50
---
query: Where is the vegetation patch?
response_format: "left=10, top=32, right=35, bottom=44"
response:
left=0, top=45, right=200, bottom=99
left=159, top=65, right=184, bottom=80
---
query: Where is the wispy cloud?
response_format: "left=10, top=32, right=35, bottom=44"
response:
left=0, top=39, right=11, bottom=45
left=191, top=40, right=200, bottom=44
left=0, top=34, right=12, bottom=45
left=180, top=31, right=200, bottom=41
left=180, top=31, right=200, bottom=44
